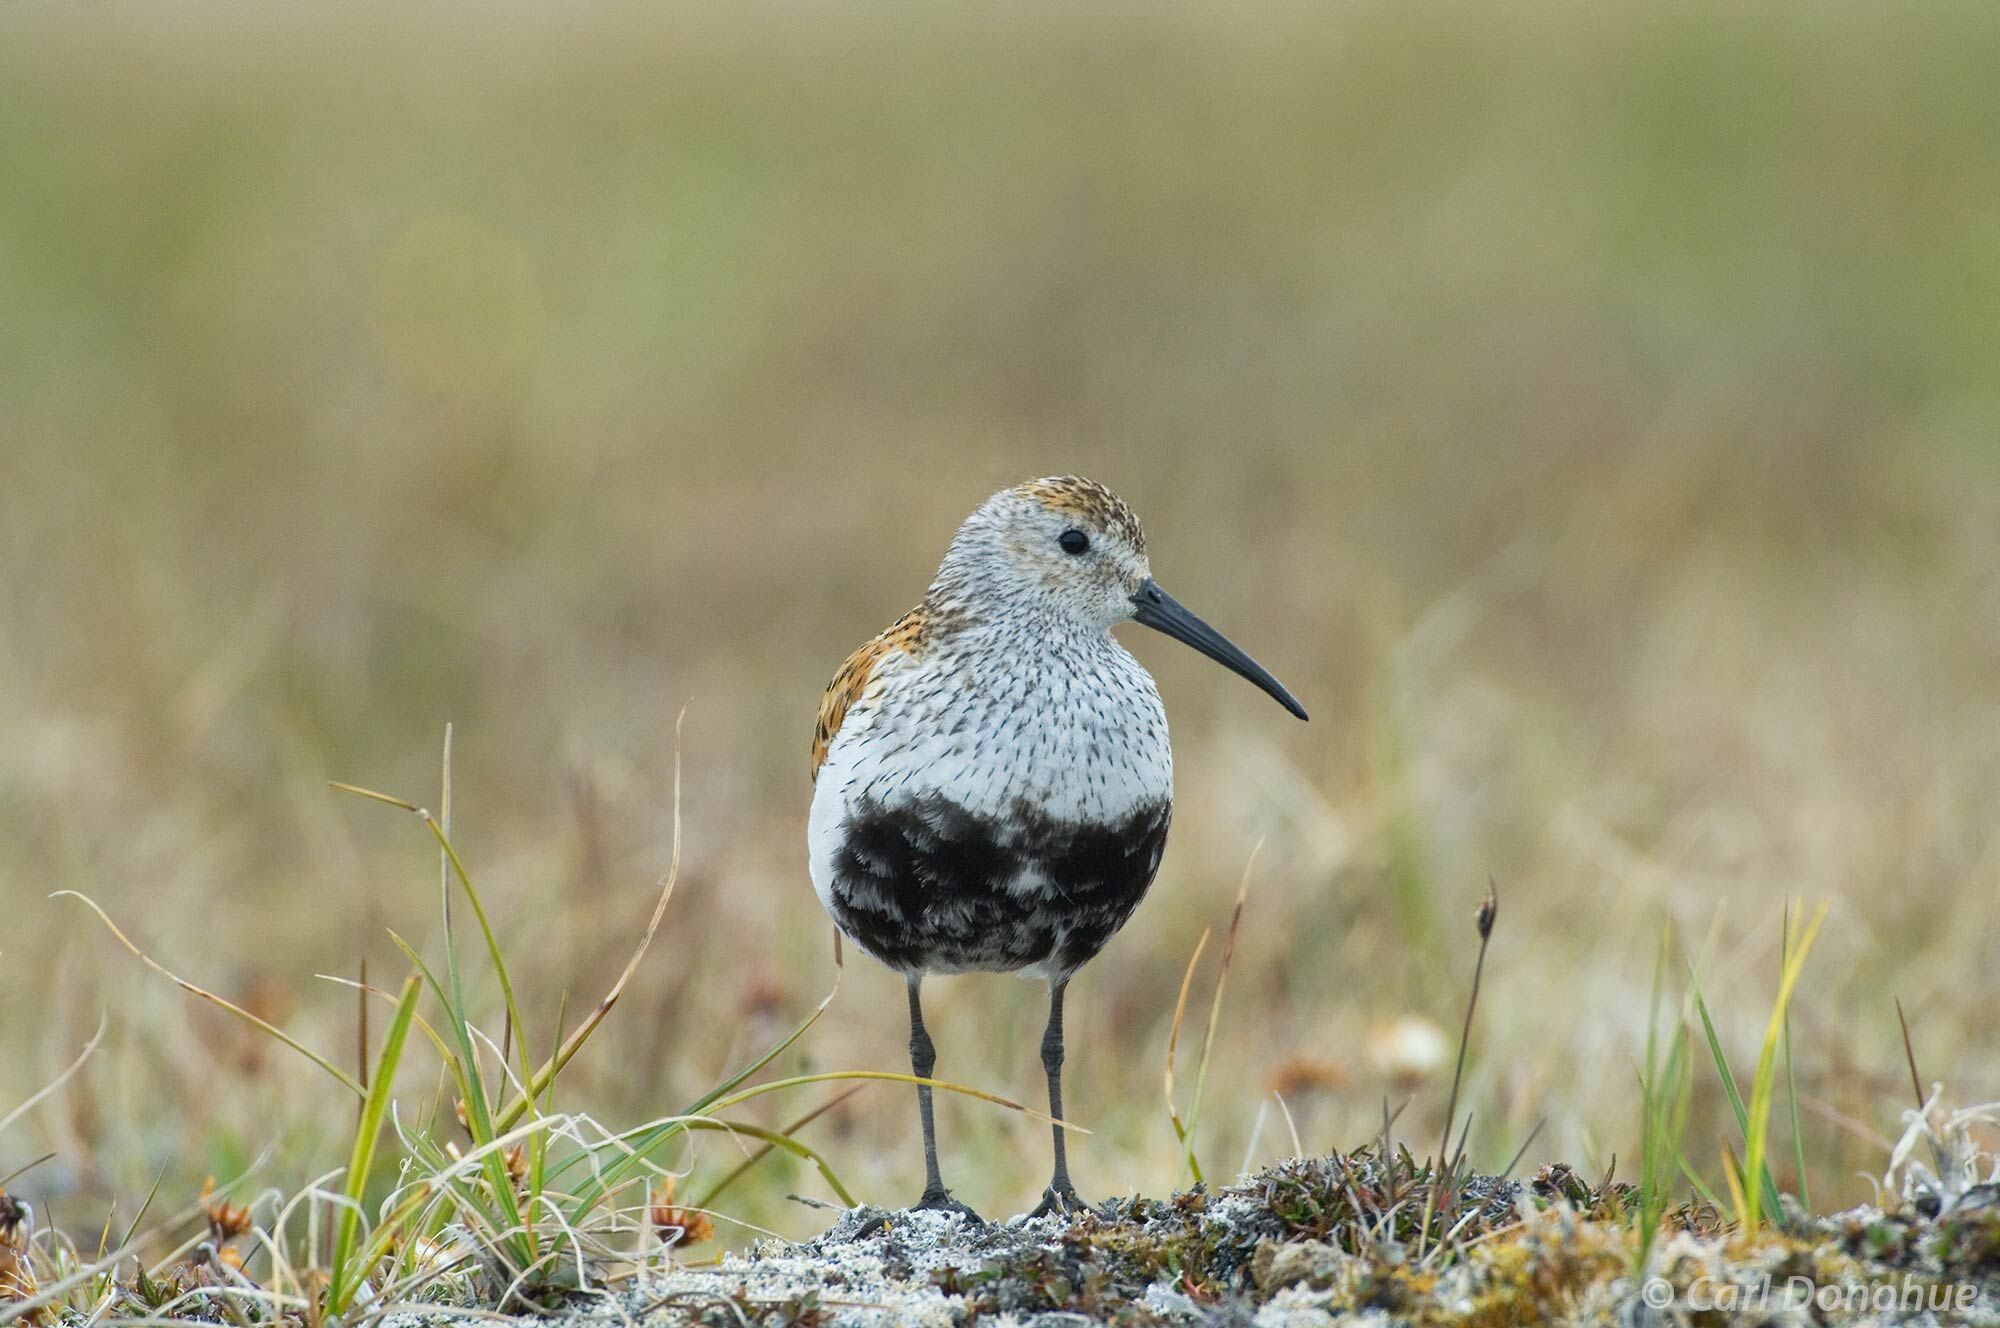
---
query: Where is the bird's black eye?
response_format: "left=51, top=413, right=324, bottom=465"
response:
left=1058, top=529, right=1090, bottom=556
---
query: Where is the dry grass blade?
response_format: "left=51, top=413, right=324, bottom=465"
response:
left=1499, top=1118, right=1546, bottom=1181
left=1895, top=996, right=1927, bottom=1110
left=0, top=1011, right=106, bottom=1137
left=1420, top=879, right=1497, bottom=1259
left=324, top=781, right=424, bottom=813
left=53, top=892, right=363, bottom=1096
left=496, top=707, right=687, bottom=1134
left=357, top=955, right=370, bottom=1104
left=1273, top=1091, right=1304, bottom=1159
left=1181, top=847, right=1258, bottom=1186
left=1894, top=996, right=1948, bottom=1175
left=1439, top=881, right=1497, bottom=1167
left=1163, top=926, right=1212, bottom=1179
left=0, top=1194, right=215, bottom=1324
left=0, top=1154, right=55, bottom=1189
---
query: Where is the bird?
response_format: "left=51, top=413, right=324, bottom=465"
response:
left=807, top=475, right=1306, bottom=1222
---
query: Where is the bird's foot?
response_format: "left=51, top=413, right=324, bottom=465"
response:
left=1027, top=1183, right=1088, bottom=1220
left=849, top=1190, right=982, bottom=1237
left=912, top=1187, right=984, bottom=1224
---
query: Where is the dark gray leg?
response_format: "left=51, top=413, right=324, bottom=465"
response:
left=906, top=975, right=981, bottom=1221
left=1029, top=980, right=1087, bottom=1218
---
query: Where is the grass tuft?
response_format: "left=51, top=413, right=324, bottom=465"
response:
left=22, top=719, right=1097, bottom=1325
left=1694, top=901, right=1829, bottom=1233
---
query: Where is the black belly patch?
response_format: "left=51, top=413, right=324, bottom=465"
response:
left=828, top=794, right=1172, bottom=976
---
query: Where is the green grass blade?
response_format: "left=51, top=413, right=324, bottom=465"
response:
left=384, top=931, right=492, bottom=1112
left=695, top=1086, right=865, bottom=1211
left=383, top=925, right=532, bottom=1265
left=327, top=974, right=422, bottom=1315
left=1780, top=906, right=1811, bottom=1214
left=1741, top=901, right=1827, bottom=1229
left=1675, top=1151, right=1720, bottom=1210
left=676, top=1118, right=857, bottom=1207
left=702, top=1070, right=1062, bottom=1123
left=677, top=979, right=839, bottom=1121
left=559, top=1115, right=858, bottom=1221
left=1635, top=922, right=1688, bottom=1273
left=114, top=1161, right=169, bottom=1257
left=526, top=991, right=566, bottom=1208
left=567, top=1070, right=1061, bottom=1216
left=1692, top=989, right=1750, bottom=1139
left=330, top=778, right=541, bottom=1119
left=1692, top=986, right=1782, bottom=1223
left=421, top=815, right=540, bottom=1103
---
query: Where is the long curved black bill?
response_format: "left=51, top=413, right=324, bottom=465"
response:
left=1130, top=578, right=1308, bottom=721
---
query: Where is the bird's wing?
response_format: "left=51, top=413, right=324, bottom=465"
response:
left=811, top=606, right=929, bottom=782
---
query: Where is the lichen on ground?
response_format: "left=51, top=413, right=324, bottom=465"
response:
left=467, top=1154, right=2000, bottom=1327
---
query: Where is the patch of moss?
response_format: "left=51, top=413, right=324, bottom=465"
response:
left=932, top=1193, right=1240, bottom=1322
left=1932, top=1208, right=2000, bottom=1275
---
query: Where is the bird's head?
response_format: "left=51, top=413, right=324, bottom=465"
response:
left=930, top=476, right=1308, bottom=720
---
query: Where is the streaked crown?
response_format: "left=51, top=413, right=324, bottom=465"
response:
left=927, top=476, right=1153, bottom=632
left=1013, top=476, right=1147, bottom=555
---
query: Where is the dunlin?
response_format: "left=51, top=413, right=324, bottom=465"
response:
left=808, top=476, right=1306, bottom=1220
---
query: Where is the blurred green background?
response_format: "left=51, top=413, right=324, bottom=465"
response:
left=3, top=0, right=1997, bottom=1241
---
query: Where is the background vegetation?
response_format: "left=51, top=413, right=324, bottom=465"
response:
left=3, top=0, right=1997, bottom=1247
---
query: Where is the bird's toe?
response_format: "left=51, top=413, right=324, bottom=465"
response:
left=912, top=1189, right=985, bottom=1225
left=1026, top=1184, right=1088, bottom=1220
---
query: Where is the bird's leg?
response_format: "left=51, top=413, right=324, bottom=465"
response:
left=1029, top=979, right=1088, bottom=1219
left=905, top=975, right=982, bottom=1222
